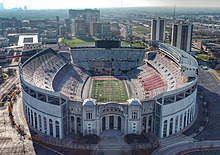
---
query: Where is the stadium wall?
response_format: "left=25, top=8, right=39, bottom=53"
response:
left=155, top=79, right=197, bottom=138
left=21, top=79, right=68, bottom=139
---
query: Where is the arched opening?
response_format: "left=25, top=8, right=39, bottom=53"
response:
left=31, top=110, right=33, bottom=126
left=187, top=109, right=190, bottom=125
left=163, top=120, right=167, bottom=137
left=49, top=119, right=53, bottom=136
left=169, top=118, right=173, bottom=135
left=44, top=117, right=47, bottom=134
left=102, top=117, right=106, bottom=131
left=71, top=116, right=74, bottom=132
left=183, top=112, right=187, bottom=127
left=77, top=117, right=81, bottom=133
left=34, top=112, right=37, bottom=129
left=109, top=116, right=114, bottom=129
left=148, top=116, right=152, bottom=132
left=142, top=117, right=146, bottom=132
left=28, top=108, right=30, bottom=123
left=55, top=121, right=60, bottom=138
left=38, top=115, right=42, bottom=131
left=118, top=117, right=121, bottom=131
left=175, top=116, right=178, bottom=133
left=180, top=114, right=183, bottom=130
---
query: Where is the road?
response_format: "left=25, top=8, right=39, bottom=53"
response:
left=152, top=67, right=220, bottom=155
left=153, top=140, right=220, bottom=155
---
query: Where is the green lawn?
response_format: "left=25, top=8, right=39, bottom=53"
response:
left=132, top=26, right=150, bottom=34
left=62, top=38, right=95, bottom=48
left=90, top=78, right=129, bottom=102
left=195, top=54, right=210, bottom=62
left=121, top=41, right=146, bottom=48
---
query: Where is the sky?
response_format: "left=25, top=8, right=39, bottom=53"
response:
left=0, top=0, right=219, bottom=9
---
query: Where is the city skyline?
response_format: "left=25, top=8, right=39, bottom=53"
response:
left=0, top=0, right=220, bottom=9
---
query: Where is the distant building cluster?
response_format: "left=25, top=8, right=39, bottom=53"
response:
left=151, top=18, right=193, bottom=52
left=68, top=9, right=114, bottom=38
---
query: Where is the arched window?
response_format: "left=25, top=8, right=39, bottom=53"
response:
left=190, top=107, right=193, bottom=121
left=34, top=112, right=37, bottom=129
left=77, top=117, right=81, bottom=133
left=187, top=109, right=190, bottom=125
left=148, top=116, right=152, bottom=132
left=180, top=114, right=183, bottom=130
left=71, top=116, right=74, bottom=132
left=55, top=121, right=60, bottom=138
left=38, top=115, right=42, bottom=131
left=44, top=117, right=47, bottom=134
left=163, top=120, right=167, bottom=137
left=28, top=108, right=30, bottom=123
left=175, top=116, right=178, bottom=133
left=102, top=117, right=106, bottom=131
left=25, top=105, right=27, bottom=118
left=169, top=118, right=173, bottom=135
left=183, top=112, right=187, bottom=127
left=49, top=119, right=53, bottom=136
left=118, top=117, right=121, bottom=131
left=31, top=110, right=33, bottom=126
left=142, top=117, right=146, bottom=132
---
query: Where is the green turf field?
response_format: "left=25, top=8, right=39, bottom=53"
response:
left=90, top=78, right=129, bottom=102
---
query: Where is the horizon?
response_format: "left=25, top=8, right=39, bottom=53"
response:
left=0, top=0, right=220, bottom=10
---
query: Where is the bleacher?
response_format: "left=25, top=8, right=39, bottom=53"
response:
left=127, top=63, right=167, bottom=100
left=22, top=48, right=68, bottom=90
left=53, top=64, right=90, bottom=101
left=148, top=52, right=188, bottom=91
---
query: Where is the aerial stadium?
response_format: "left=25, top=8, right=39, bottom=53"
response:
left=19, top=40, right=198, bottom=139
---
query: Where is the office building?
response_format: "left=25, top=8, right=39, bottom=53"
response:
left=69, top=9, right=100, bottom=36
left=151, top=18, right=166, bottom=41
left=171, top=23, right=193, bottom=52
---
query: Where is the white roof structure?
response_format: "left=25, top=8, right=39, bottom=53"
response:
left=128, top=98, right=142, bottom=106
left=83, top=99, right=97, bottom=106
left=17, top=33, right=39, bottom=46
left=159, top=43, right=198, bottom=69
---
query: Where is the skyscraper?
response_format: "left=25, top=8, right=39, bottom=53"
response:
left=151, top=18, right=166, bottom=42
left=69, top=9, right=100, bottom=36
left=171, top=23, right=193, bottom=52
left=73, top=18, right=86, bottom=36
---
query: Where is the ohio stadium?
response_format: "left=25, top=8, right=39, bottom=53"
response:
left=19, top=40, right=198, bottom=139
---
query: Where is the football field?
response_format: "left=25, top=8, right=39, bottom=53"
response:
left=90, top=77, right=129, bottom=102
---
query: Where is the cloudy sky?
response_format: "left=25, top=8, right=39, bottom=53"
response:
left=0, top=0, right=219, bottom=9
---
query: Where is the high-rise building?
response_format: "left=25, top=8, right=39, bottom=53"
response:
left=69, top=9, right=100, bottom=36
left=101, top=23, right=111, bottom=37
left=90, top=22, right=101, bottom=36
left=171, top=23, right=193, bottom=52
left=74, top=18, right=86, bottom=36
left=151, top=18, right=166, bottom=41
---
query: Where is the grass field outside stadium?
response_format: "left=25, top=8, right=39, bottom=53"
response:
left=90, top=76, right=129, bottom=102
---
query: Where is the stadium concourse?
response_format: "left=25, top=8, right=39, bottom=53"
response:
left=19, top=40, right=198, bottom=142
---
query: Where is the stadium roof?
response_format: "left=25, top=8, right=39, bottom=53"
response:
left=159, top=43, right=198, bottom=69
